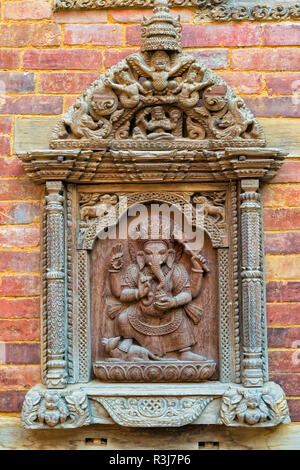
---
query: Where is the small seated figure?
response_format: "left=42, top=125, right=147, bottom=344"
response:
left=133, top=106, right=174, bottom=140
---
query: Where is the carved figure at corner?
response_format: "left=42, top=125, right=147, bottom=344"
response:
left=193, top=194, right=226, bottom=227
left=104, top=65, right=146, bottom=109
left=176, top=64, right=214, bottom=109
left=102, top=336, right=163, bottom=362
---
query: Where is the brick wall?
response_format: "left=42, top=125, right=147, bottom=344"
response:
left=0, top=1, right=300, bottom=420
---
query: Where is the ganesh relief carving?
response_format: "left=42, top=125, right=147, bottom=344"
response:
left=18, top=0, right=291, bottom=429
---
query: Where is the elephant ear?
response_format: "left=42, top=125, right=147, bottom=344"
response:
left=166, top=249, right=176, bottom=269
left=136, top=251, right=145, bottom=270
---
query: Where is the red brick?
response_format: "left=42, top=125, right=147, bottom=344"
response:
left=0, top=136, right=10, bottom=156
left=244, top=97, right=300, bottom=118
left=0, top=50, right=20, bottom=69
left=0, top=319, right=39, bottom=341
left=125, top=25, right=141, bottom=46
left=0, top=117, right=12, bottom=134
left=64, top=95, right=77, bottom=111
left=265, top=232, right=300, bottom=255
left=267, top=281, right=300, bottom=303
left=0, top=202, right=40, bottom=224
left=268, top=327, right=300, bottom=348
left=266, top=73, right=300, bottom=95
left=0, top=364, right=40, bottom=388
left=0, top=96, right=62, bottom=115
left=0, top=72, right=35, bottom=93
left=219, top=72, right=263, bottom=94
left=269, top=350, right=300, bottom=373
left=269, top=373, right=300, bottom=396
left=287, top=399, right=300, bottom=421
left=0, top=226, right=39, bottom=248
left=264, top=208, right=300, bottom=230
left=185, top=49, right=228, bottom=70
left=231, top=48, right=300, bottom=71
left=23, top=49, right=102, bottom=70
left=54, top=10, right=108, bottom=23
left=64, top=24, right=122, bottom=46
left=39, top=72, right=99, bottom=93
left=2, top=342, right=40, bottom=365
left=0, top=298, right=40, bottom=319
left=0, top=251, right=39, bottom=272
left=4, top=1, right=51, bottom=20
left=181, top=23, right=260, bottom=48
left=267, top=303, right=300, bottom=326
left=110, top=8, right=192, bottom=23
left=0, top=180, right=40, bottom=200
left=0, top=275, right=40, bottom=296
left=104, top=48, right=139, bottom=69
left=262, top=23, right=300, bottom=46
left=0, top=23, right=61, bottom=47
left=0, top=390, right=26, bottom=412
left=0, top=157, right=26, bottom=177
left=262, top=185, right=300, bottom=208
left=271, top=162, right=300, bottom=183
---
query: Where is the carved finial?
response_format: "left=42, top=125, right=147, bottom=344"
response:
left=141, top=0, right=182, bottom=52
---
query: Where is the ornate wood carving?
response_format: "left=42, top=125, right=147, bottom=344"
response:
left=18, top=0, right=290, bottom=429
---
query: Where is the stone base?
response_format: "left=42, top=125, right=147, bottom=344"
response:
left=21, top=381, right=290, bottom=429
left=93, top=360, right=217, bottom=382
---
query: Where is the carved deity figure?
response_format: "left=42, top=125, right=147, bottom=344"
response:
left=176, top=64, right=214, bottom=109
left=133, top=106, right=180, bottom=140
left=105, top=233, right=210, bottom=361
left=104, top=66, right=146, bottom=109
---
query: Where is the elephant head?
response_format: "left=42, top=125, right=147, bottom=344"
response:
left=136, top=240, right=175, bottom=290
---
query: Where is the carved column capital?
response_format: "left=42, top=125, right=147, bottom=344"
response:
left=45, top=180, right=67, bottom=389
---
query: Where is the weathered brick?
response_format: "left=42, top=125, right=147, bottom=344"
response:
left=0, top=23, right=61, bottom=47
left=4, top=1, right=51, bottom=20
left=265, top=232, right=300, bottom=255
left=54, top=10, right=108, bottom=23
left=104, top=48, right=139, bottom=69
left=0, top=96, right=62, bottom=115
left=219, top=72, right=263, bottom=94
left=268, top=327, right=300, bottom=348
left=0, top=319, right=40, bottom=341
left=0, top=298, right=39, bottom=319
left=185, top=49, right=229, bottom=69
left=262, top=184, right=300, bottom=208
left=181, top=23, right=260, bottom=47
left=0, top=136, right=10, bottom=156
left=0, top=390, right=26, bottom=412
left=64, top=24, right=122, bottom=46
left=244, top=97, right=300, bottom=118
left=269, top=350, right=300, bottom=373
left=0, top=226, right=39, bottom=248
left=125, top=25, right=141, bottom=46
left=0, top=157, right=26, bottom=177
left=0, top=50, right=20, bottom=69
left=269, top=373, right=300, bottom=396
left=271, top=162, right=300, bottom=183
left=2, top=342, right=40, bottom=365
left=23, top=49, right=102, bottom=70
left=231, top=48, right=300, bottom=71
left=39, top=72, right=99, bottom=93
left=266, top=255, right=300, bottom=280
left=0, top=72, right=35, bottom=93
left=267, top=303, right=300, bottom=326
left=266, top=73, right=300, bottom=95
left=0, top=179, right=41, bottom=200
left=0, top=251, right=39, bottom=273
left=0, top=117, right=12, bottom=134
left=64, top=95, right=77, bottom=112
left=264, top=208, right=300, bottom=230
left=287, top=399, right=300, bottom=421
left=267, top=281, right=300, bottom=303
left=0, top=275, right=40, bottom=296
left=0, top=365, right=40, bottom=388
left=0, top=202, right=40, bottom=225
left=110, top=8, right=192, bottom=23
left=262, top=23, right=300, bottom=46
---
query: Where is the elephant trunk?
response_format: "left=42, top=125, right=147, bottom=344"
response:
left=149, top=257, right=165, bottom=291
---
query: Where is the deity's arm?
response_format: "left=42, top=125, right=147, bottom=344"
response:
left=120, top=287, right=139, bottom=303
left=190, top=268, right=204, bottom=299
left=173, top=289, right=192, bottom=308
left=119, top=264, right=140, bottom=303
left=109, top=271, right=122, bottom=299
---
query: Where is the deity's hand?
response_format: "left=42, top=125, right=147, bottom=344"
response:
left=154, top=295, right=176, bottom=312
left=110, top=244, right=124, bottom=271
left=138, top=274, right=152, bottom=299
left=190, top=253, right=209, bottom=273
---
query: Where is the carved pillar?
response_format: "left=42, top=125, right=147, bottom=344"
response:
left=45, top=181, right=67, bottom=389
left=240, top=179, right=264, bottom=388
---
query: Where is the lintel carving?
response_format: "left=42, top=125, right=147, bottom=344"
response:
left=18, top=0, right=290, bottom=429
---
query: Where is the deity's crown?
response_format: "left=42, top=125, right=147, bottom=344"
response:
left=141, top=0, right=182, bottom=53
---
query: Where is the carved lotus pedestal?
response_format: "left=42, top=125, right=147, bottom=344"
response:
left=18, top=0, right=290, bottom=430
